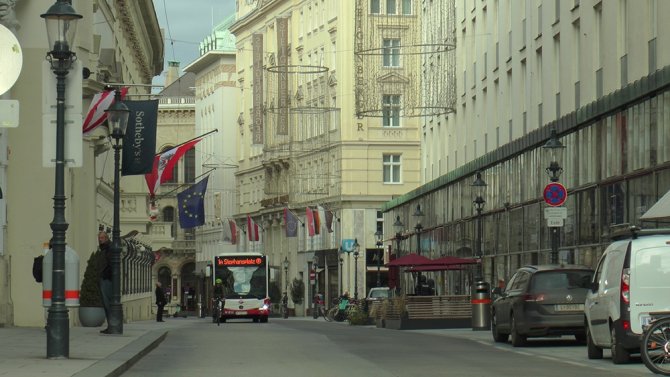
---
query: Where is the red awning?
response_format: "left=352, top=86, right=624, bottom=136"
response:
left=406, top=264, right=474, bottom=272
left=428, top=256, right=479, bottom=266
left=385, top=253, right=434, bottom=267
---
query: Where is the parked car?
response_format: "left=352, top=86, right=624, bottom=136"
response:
left=491, top=264, right=594, bottom=347
left=584, top=228, right=670, bottom=364
left=366, top=287, right=395, bottom=303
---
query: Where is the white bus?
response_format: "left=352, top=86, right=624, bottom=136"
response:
left=213, top=253, right=270, bottom=323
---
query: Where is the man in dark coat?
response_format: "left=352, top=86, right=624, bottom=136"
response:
left=155, top=282, right=167, bottom=322
left=98, top=231, right=113, bottom=334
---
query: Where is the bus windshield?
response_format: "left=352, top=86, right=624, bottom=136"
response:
left=214, top=255, right=267, bottom=299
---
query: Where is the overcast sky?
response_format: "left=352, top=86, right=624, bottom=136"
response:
left=151, top=0, right=237, bottom=88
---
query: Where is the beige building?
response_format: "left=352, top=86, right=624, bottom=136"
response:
left=0, top=0, right=163, bottom=327
left=230, top=0, right=422, bottom=307
left=383, top=0, right=670, bottom=292
left=183, top=14, right=240, bottom=314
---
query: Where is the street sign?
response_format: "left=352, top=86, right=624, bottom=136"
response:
left=309, top=270, right=315, bottom=283
left=544, top=207, right=567, bottom=219
left=547, top=218, right=564, bottom=227
left=543, top=182, right=568, bottom=207
left=341, top=239, right=355, bottom=253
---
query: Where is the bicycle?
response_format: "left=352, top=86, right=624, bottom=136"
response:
left=641, top=312, right=670, bottom=375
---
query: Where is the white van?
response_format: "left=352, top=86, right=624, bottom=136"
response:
left=584, top=228, right=670, bottom=364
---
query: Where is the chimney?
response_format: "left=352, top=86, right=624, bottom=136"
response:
left=165, top=61, right=180, bottom=87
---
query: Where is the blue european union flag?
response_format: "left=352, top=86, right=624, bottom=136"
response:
left=177, top=176, right=209, bottom=229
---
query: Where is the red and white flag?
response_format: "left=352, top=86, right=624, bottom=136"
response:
left=82, top=87, right=129, bottom=134
left=247, top=215, right=259, bottom=242
left=305, top=207, right=315, bottom=237
left=145, top=138, right=203, bottom=196
left=228, top=219, right=238, bottom=245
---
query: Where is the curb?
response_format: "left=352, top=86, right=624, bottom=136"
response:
left=73, top=329, right=168, bottom=377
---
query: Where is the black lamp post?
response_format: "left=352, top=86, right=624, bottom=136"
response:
left=472, top=171, right=487, bottom=281
left=283, top=256, right=289, bottom=293
left=283, top=257, right=289, bottom=319
left=543, top=129, right=565, bottom=264
left=393, top=216, right=404, bottom=257
left=339, top=257, right=344, bottom=295
left=353, top=239, right=360, bottom=301
left=374, top=230, right=383, bottom=287
left=41, top=0, right=82, bottom=359
left=413, top=205, right=424, bottom=294
left=312, top=254, right=318, bottom=319
left=105, top=89, right=130, bottom=335
left=392, top=215, right=404, bottom=292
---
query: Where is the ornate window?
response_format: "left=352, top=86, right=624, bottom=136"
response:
left=383, top=154, right=401, bottom=183
left=382, top=95, right=401, bottom=127
left=383, top=39, right=400, bottom=67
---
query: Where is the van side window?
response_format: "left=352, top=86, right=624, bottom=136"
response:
left=604, top=251, right=622, bottom=289
left=593, top=252, right=607, bottom=287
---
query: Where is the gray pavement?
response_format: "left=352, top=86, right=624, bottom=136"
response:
left=0, top=316, right=649, bottom=376
left=0, top=316, right=490, bottom=377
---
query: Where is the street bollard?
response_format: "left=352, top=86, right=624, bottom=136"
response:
left=471, top=280, right=491, bottom=331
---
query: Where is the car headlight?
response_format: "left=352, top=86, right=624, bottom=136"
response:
left=261, top=304, right=269, bottom=310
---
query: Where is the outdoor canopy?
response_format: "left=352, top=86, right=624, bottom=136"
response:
left=385, top=253, right=433, bottom=267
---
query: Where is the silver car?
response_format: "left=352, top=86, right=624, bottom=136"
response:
left=491, top=265, right=594, bottom=347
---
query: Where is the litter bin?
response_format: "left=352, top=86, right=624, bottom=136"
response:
left=471, top=280, right=491, bottom=331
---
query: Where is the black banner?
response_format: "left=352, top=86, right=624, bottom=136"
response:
left=122, top=100, right=158, bottom=176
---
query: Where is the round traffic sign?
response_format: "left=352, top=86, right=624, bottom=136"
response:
left=543, top=182, right=567, bottom=207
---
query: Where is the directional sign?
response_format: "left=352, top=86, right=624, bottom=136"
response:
left=543, top=182, right=567, bottom=207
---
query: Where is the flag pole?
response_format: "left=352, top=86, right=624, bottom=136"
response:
left=153, top=129, right=219, bottom=156
left=153, top=169, right=214, bottom=199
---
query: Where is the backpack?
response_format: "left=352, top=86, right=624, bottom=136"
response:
left=32, top=255, right=44, bottom=283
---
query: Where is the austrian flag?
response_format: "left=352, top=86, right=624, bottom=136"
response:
left=247, top=215, right=259, bottom=242
left=82, top=87, right=129, bottom=134
left=144, top=138, right=203, bottom=196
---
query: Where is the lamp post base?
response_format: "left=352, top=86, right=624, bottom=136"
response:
left=108, top=304, right=123, bottom=334
left=46, top=305, right=69, bottom=359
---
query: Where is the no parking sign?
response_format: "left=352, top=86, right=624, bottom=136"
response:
left=543, top=182, right=567, bottom=207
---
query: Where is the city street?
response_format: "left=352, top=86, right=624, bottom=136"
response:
left=122, top=317, right=649, bottom=377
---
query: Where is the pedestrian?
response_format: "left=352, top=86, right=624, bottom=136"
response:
left=155, top=281, right=166, bottom=322
left=98, top=230, right=113, bottom=334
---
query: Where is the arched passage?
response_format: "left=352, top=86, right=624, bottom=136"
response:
left=180, top=262, right=196, bottom=312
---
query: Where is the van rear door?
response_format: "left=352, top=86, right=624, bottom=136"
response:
left=630, top=242, right=670, bottom=335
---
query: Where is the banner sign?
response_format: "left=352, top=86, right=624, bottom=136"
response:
left=252, top=33, right=264, bottom=145
left=276, top=17, right=289, bottom=135
left=122, top=100, right=158, bottom=176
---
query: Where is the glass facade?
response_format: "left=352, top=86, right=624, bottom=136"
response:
left=386, top=87, right=670, bottom=290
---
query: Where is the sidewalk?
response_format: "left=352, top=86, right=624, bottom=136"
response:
left=0, top=317, right=192, bottom=377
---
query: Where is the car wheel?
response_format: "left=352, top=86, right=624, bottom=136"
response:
left=610, top=325, right=630, bottom=364
left=586, top=325, right=603, bottom=359
left=510, top=313, right=526, bottom=347
left=491, top=311, right=509, bottom=343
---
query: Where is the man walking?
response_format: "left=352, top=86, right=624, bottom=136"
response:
left=155, top=282, right=166, bottom=322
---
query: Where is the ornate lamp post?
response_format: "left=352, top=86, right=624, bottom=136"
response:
left=353, top=239, right=360, bottom=301
left=105, top=90, right=130, bottom=335
left=543, top=129, right=565, bottom=264
left=392, top=215, right=404, bottom=292
left=41, top=0, right=82, bottom=359
left=339, top=257, right=344, bottom=295
left=283, top=256, right=290, bottom=293
left=472, top=171, right=487, bottom=281
left=413, top=205, right=424, bottom=294
left=374, top=230, right=383, bottom=287
left=312, top=254, right=319, bottom=319
left=283, top=257, right=289, bottom=319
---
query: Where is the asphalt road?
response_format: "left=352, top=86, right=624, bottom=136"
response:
left=122, top=317, right=649, bottom=377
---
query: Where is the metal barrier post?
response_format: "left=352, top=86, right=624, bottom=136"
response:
left=471, top=280, right=491, bottom=331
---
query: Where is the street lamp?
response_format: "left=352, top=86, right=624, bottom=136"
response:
left=353, top=239, right=360, bottom=301
left=312, top=254, right=319, bottom=319
left=283, top=256, right=289, bottom=292
left=472, top=171, right=487, bottom=281
left=374, top=230, right=383, bottom=287
left=392, top=215, right=404, bottom=292
left=282, top=257, right=289, bottom=319
left=413, top=205, right=424, bottom=295
left=543, top=128, right=566, bottom=264
left=41, top=0, right=82, bottom=359
left=339, top=257, right=344, bottom=295
left=105, top=89, right=130, bottom=335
